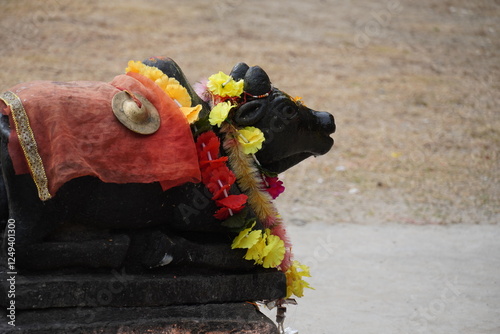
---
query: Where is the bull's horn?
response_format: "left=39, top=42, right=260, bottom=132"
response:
left=244, top=66, right=271, bottom=97
left=230, top=62, right=249, bottom=81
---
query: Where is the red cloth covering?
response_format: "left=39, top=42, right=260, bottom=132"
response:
left=0, top=73, right=201, bottom=196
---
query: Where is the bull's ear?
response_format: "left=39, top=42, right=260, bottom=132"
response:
left=230, top=62, right=249, bottom=81
left=234, top=100, right=267, bottom=126
left=244, top=66, right=271, bottom=96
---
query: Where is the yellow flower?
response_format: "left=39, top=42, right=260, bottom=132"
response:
left=165, top=83, right=192, bottom=108
left=285, top=261, right=314, bottom=298
left=125, top=60, right=200, bottom=123
left=289, top=277, right=313, bottom=298
left=232, top=223, right=262, bottom=249
left=125, top=60, right=144, bottom=73
left=207, top=71, right=244, bottom=97
left=155, top=77, right=187, bottom=102
left=262, top=232, right=285, bottom=268
left=209, top=101, right=234, bottom=127
left=181, top=105, right=202, bottom=124
left=145, top=67, right=164, bottom=82
left=244, top=233, right=267, bottom=264
left=237, top=127, right=265, bottom=154
left=241, top=229, right=285, bottom=268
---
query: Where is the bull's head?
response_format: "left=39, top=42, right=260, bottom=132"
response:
left=144, top=57, right=335, bottom=174
left=230, top=63, right=336, bottom=174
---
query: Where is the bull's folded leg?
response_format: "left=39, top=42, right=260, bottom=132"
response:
left=168, top=235, right=255, bottom=271
left=125, top=230, right=176, bottom=270
left=17, top=235, right=130, bottom=270
left=126, top=230, right=254, bottom=272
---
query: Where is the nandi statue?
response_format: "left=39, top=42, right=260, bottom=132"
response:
left=0, top=56, right=335, bottom=333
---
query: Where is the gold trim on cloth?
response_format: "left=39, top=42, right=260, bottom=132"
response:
left=0, top=91, right=52, bottom=201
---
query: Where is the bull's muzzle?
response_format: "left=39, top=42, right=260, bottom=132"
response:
left=312, top=111, right=336, bottom=135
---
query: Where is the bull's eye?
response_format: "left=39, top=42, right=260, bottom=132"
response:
left=276, top=100, right=298, bottom=120
left=283, top=104, right=299, bottom=120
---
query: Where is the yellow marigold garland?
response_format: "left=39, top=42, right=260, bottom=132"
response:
left=125, top=60, right=201, bottom=123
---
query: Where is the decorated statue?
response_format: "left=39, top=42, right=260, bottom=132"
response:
left=0, top=57, right=335, bottom=326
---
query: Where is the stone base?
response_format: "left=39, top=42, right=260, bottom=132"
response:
left=0, top=303, right=279, bottom=334
left=0, top=267, right=284, bottom=333
left=0, top=269, right=286, bottom=309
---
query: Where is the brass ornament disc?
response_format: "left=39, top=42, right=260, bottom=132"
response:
left=112, top=91, right=160, bottom=135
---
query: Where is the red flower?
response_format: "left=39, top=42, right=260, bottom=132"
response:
left=214, top=206, right=244, bottom=220
left=214, top=194, right=247, bottom=219
left=264, top=176, right=285, bottom=199
left=196, top=131, right=220, bottom=162
left=216, top=194, right=247, bottom=210
left=200, top=157, right=228, bottom=183
left=214, top=207, right=232, bottom=220
left=206, top=165, right=236, bottom=200
left=196, top=130, right=249, bottom=222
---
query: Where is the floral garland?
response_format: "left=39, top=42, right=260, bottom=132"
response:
left=125, top=60, right=202, bottom=123
left=124, top=61, right=312, bottom=299
left=198, top=71, right=312, bottom=299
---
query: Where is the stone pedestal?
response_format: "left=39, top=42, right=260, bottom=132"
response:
left=1, top=304, right=278, bottom=334
left=0, top=266, right=285, bottom=333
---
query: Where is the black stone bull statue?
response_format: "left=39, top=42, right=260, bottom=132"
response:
left=0, top=58, right=335, bottom=272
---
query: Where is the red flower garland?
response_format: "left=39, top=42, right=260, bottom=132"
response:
left=196, top=131, right=248, bottom=220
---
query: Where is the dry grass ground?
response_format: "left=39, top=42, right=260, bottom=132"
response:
left=1, top=0, right=499, bottom=226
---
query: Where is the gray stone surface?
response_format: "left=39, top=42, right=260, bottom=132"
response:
left=0, top=268, right=286, bottom=309
left=0, top=303, right=279, bottom=333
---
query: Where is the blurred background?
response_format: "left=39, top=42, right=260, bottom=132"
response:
left=1, top=1, right=499, bottom=333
